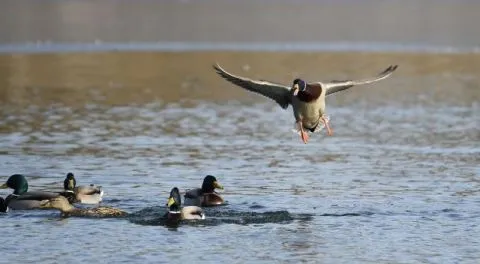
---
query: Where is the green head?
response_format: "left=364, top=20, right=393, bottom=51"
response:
left=63, top=172, right=76, bottom=191
left=201, top=175, right=224, bottom=193
left=0, top=174, right=29, bottom=195
left=166, top=187, right=182, bottom=212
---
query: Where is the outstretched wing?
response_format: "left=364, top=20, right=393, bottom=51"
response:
left=323, top=65, right=398, bottom=96
left=213, top=63, right=292, bottom=109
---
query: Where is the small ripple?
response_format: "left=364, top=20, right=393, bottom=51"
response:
left=318, top=212, right=375, bottom=217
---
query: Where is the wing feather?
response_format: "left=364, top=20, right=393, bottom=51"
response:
left=213, top=63, right=292, bottom=109
left=324, top=65, right=398, bottom=96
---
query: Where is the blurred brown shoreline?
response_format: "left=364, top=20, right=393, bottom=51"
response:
left=0, top=51, right=479, bottom=107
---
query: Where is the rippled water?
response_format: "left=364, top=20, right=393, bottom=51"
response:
left=2, top=0, right=480, bottom=262
left=0, top=48, right=479, bottom=263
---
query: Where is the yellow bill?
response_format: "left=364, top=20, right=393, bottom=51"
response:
left=167, top=197, right=175, bottom=207
left=213, top=181, right=224, bottom=190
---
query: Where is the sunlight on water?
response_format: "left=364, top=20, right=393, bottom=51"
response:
left=0, top=51, right=478, bottom=261
left=1, top=0, right=480, bottom=258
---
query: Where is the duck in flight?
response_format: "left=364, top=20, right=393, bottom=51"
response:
left=213, top=64, right=398, bottom=144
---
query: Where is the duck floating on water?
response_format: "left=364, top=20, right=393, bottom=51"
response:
left=184, top=175, right=224, bottom=207
left=60, top=172, right=103, bottom=204
left=166, top=187, right=205, bottom=225
left=0, top=174, right=60, bottom=210
left=213, top=63, right=398, bottom=144
left=40, top=196, right=127, bottom=218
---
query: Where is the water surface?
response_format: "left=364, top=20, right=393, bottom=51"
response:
left=0, top=51, right=479, bottom=263
left=1, top=0, right=480, bottom=262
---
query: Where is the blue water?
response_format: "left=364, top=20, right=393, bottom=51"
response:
left=0, top=97, right=479, bottom=263
left=1, top=0, right=479, bottom=257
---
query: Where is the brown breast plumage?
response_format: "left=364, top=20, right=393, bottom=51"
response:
left=202, top=193, right=224, bottom=206
left=296, top=83, right=322, bottom=103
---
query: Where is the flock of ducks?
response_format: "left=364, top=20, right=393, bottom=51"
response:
left=1, top=64, right=399, bottom=224
left=0, top=174, right=225, bottom=224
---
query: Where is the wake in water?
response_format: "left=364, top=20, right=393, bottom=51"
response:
left=128, top=206, right=313, bottom=227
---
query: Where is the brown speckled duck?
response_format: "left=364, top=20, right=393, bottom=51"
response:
left=39, top=196, right=127, bottom=218
left=214, top=64, right=398, bottom=144
left=184, top=175, right=224, bottom=207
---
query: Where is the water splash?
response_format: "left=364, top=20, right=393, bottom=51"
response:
left=128, top=206, right=313, bottom=227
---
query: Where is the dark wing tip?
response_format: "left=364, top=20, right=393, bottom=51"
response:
left=212, top=63, right=231, bottom=80
left=381, top=65, right=399, bottom=75
left=212, top=63, right=224, bottom=73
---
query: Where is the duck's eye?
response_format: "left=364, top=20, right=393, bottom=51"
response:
left=299, top=80, right=306, bottom=91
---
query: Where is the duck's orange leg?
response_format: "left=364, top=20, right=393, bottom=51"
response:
left=297, top=120, right=309, bottom=144
left=321, top=115, right=333, bottom=136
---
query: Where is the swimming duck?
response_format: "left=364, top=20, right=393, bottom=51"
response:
left=0, top=174, right=60, bottom=210
left=39, top=196, right=127, bottom=218
left=60, top=172, right=103, bottom=204
left=166, top=187, right=205, bottom=225
left=184, top=175, right=224, bottom=207
left=0, top=197, right=7, bottom=213
left=213, top=64, right=398, bottom=144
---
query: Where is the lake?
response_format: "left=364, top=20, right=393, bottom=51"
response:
left=0, top=1, right=479, bottom=263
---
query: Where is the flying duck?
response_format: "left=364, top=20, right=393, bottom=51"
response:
left=213, top=64, right=398, bottom=143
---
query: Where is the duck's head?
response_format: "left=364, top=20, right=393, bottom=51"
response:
left=166, top=187, right=182, bottom=212
left=292, top=78, right=307, bottom=96
left=63, top=172, right=76, bottom=191
left=0, top=174, right=28, bottom=195
left=201, top=175, right=223, bottom=193
left=40, top=196, right=73, bottom=211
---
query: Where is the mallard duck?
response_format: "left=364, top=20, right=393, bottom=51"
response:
left=184, top=175, right=224, bottom=207
left=39, top=196, right=127, bottom=218
left=0, top=174, right=60, bottom=210
left=166, top=187, right=205, bottom=225
left=0, top=197, right=7, bottom=213
left=213, top=64, right=398, bottom=144
left=60, top=172, right=103, bottom=204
